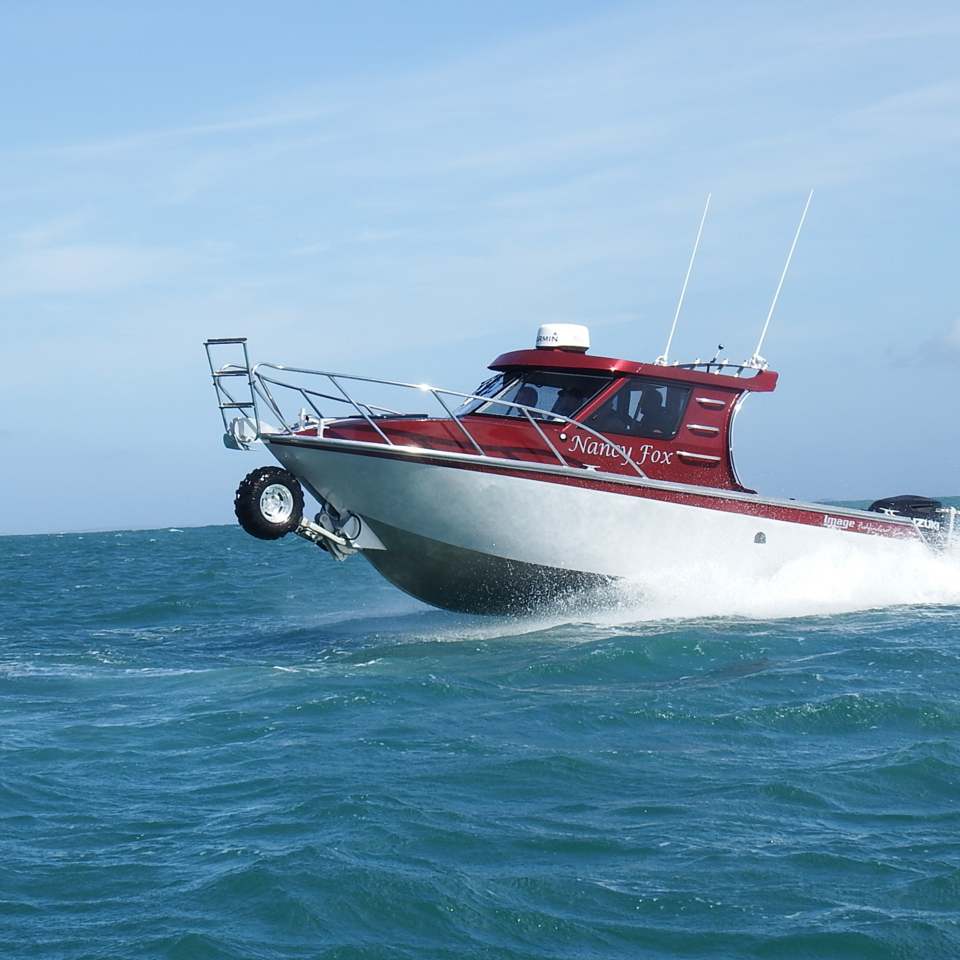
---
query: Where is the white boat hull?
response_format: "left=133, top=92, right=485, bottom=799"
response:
left=266, top=438, right=922, bottom=613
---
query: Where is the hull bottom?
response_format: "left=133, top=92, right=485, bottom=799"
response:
left=362, top=518, right=611, bottom=614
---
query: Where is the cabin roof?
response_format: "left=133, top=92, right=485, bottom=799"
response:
left=489, top=348, right=778, bottom=393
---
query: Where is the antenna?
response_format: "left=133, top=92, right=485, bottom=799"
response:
left=748, top=189, right=814, bottom=369
left=657, top=193, right=711, bottom=365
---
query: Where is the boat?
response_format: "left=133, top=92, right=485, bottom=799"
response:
left=202, top=198, right=957, bottom=613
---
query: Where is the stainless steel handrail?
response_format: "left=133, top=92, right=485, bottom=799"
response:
left=674, top=360, right=765, bottom=377
left=258, top=362, right=647, bottom=478
left=203, top=347, right=646, bottom=478
left=431, top=389, right=486, bottom=457
left=257, top=372, right=403, bottom=417
left=328, top=375, right=393, bottom=446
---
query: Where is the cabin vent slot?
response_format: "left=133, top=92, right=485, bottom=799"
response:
left=678, top=450, right=722, bottom=465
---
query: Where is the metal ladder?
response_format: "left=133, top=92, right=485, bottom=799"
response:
left=203, top=338, right=258, bottom=436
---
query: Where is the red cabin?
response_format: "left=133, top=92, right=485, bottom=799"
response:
left=321, top=326, right=777, bottom=493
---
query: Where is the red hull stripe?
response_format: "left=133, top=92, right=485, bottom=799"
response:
left=269, top=437, right=919, bottom=542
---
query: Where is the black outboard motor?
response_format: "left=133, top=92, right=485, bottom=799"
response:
left=868, top=495, right=952, bottom=548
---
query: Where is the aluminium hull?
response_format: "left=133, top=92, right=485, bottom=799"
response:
left=266, top=437, right=922, bottom=614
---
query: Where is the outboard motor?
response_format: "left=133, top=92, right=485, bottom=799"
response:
left=868, top=495, right=957, bottom=549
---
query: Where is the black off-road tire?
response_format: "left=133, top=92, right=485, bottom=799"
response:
left=234, top=466, right=304, bottom=540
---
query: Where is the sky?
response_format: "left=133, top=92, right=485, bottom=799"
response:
left=2, top=0, right=959, bottom=534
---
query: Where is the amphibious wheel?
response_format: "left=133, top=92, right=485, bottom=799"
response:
left=234, top=466, right=305, bottom=540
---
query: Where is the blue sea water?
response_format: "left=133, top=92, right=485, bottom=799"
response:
left=2, top=518, right=960, bottom=959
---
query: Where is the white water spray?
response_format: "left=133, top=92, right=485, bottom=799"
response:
left=607, top=538, right=960, bottom=623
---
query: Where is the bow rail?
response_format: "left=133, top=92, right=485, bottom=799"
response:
left=204, top=340, right=647, bottom=478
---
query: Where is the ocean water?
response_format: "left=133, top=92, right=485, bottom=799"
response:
left=2, top=516, right=960, bottom=959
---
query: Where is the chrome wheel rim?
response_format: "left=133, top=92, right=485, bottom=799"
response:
left=260, top=483, right=294, bottom=524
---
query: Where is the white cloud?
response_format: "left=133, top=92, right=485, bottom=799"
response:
left=15, top=210, right=93, bottom=248
left=19, top=3, right=960, bottom=194
left=34, top=107, right=343, bottom=160
left=0, top=243, right=186, bottom=296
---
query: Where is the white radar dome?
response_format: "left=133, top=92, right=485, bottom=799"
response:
left=535, top=323, right=590, bottom=353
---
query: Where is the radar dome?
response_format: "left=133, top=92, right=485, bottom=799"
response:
left=535, top=323, right=590, bottom=353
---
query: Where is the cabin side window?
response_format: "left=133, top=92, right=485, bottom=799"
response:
left=461, top=370, right=612, bottom=420
left=584, top=378, right=691, bottom=439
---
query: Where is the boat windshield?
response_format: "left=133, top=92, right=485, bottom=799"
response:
left=455, top=374, right=513, bottom=415
left=459, top=370, right=612, bottom=420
